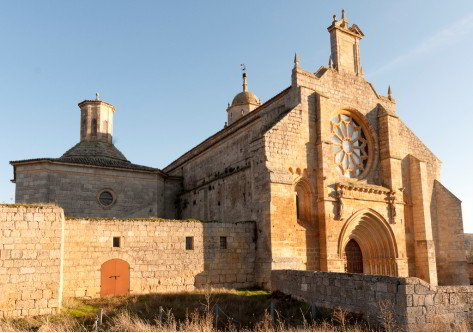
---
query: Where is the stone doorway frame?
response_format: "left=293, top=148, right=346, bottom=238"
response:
left=338, top=208, right=399, bottom=276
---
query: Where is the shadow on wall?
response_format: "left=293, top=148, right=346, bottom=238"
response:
left=194, top=221, right=257, bottom=290
left=303, top=91, right=320, bottom=271
left=84, top=219, right=258, bottom=299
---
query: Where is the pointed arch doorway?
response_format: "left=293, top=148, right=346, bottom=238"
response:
left=339, top=209, right=399, bottom=276
left=345, top=239, right=363, bottom=273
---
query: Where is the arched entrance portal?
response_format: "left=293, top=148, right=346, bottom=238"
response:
left=100, top=259, right=130, bottom=297
left=339, top=209, right=399, bottom=276
left=345, top=239, right=363, bottom=273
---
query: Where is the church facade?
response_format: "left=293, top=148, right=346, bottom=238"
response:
left=11, top=13, right=469, bottom=287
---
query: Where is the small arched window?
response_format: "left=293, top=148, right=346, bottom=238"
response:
left=81, top=117, right=86, bottom=138
left=295, top=181, right=312, bottom=225
left=92, top=119, right=97, bottom=136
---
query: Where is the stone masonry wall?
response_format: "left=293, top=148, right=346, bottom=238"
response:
left=288, top=68, right=411, bottom=275
left=272, top=270, right=473, bottom=329
left=163, top=88, right=291, bottom=287
left=14, top=162, right=166, bottom=219
left=63, top=218, right=256, bottom=298
left=0, top=204, right=256, bottom=317
left=0, top=204, right=63, bottom=318
left=434, top=181, right=469, bottom=285
left=262, top=89, right=319, bottom=271
left=398, top=120, right=444, bottom=283
left=464, top=234, right=473, bottom=284
left=290, top=63, right=467, bottom=283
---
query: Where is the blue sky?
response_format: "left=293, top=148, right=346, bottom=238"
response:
left=1, top=1, right=472, bottom=231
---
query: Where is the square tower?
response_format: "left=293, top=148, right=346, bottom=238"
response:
left=327, top=10, right=364, bottom=76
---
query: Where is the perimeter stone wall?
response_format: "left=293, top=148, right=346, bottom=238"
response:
left=0, top=204, right=256, bottom=318
left=63, top=218, right=256, bottom=298
left=0, top=204, right=64, bottom=317
left=272, top=270, right=473, bottom=329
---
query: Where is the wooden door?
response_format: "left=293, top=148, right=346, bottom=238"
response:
left=100, top=259, right=129, bottom=297
left=345, top=239, right=363, bottom=274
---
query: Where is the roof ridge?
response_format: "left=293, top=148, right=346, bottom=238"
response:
left=10, top=156, right=162, bottom=173
left=163, top=86, right=291, bottom=173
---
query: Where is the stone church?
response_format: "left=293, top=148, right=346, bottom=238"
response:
left=10, top=12, right=469, bottom=287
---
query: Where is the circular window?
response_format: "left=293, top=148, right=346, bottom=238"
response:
left=331, top=113, right=369, bottom=178
left=97, top=189, right=115, bottom=207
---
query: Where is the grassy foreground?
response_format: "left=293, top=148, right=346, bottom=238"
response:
left=0, top=288, right=470, bottom=332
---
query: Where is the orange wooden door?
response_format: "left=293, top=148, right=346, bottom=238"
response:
left=100, top=259, right=129, bottom=297
left=345, top=239, right=363, bottom=274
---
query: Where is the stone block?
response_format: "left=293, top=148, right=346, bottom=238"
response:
left=424, top=294, right=434, bottom=306
left=376, top=282, right=387, bottom=293
left=412, top=294, right=425, bottom=306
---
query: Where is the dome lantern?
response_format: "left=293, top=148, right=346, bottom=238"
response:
left=226, top=69, right=261, bottom=126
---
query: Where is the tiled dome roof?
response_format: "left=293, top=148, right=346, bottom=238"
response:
left=231, top=91, right=260, bottom=107
left=61, top=141, right=128, bottom=162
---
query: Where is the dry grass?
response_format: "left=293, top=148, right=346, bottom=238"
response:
left=0, top=315, right=86, bottom=332
left=412, top=314, right=471, bottom=332
left=1, top=289, right=471, bottom=332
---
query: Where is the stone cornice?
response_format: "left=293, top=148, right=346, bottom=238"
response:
left=335, top=181, right=405, bottom=204
left=78, top=100, right=116, bottom=112
left=327, top=24, right=363, bottom=39
left=336, top=181, right=392, bottom=201
left=336, top=181, right=391, bottom=193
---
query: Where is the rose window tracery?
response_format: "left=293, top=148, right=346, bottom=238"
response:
left=331, top=114, right=369, bottom=178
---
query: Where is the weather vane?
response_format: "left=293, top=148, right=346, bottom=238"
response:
left=240, top=63, right=246, bottom=74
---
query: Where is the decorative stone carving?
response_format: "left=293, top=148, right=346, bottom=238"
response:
left=335, top=184, right=345, bottom=220
left=335, top=182, right=404, bottom=224
left=336, top=182, right=391, bottom=203
left=388, top=192, right=397, bottom=224
left=331, top=114, right=369, bottom=178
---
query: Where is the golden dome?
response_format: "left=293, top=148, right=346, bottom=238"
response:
left=231, top=91, right=260, bottom=107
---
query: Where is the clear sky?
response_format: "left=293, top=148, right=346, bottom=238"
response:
left=1, top=1, right=472, bottom=230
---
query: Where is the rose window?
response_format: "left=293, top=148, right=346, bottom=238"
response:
left=331, top=114, right=368, bottom=178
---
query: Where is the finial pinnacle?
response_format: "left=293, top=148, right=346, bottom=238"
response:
left=95, top=92, right=100, bottom=101
left=241, top=64, right=248, bottom=92
left=388, top=85, right=392, bottom=100
left=294, top=53, right=300, bottom=69
left=333, top=14, right=336, bottom=22
left=341, top=9, right=345, bottom=20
